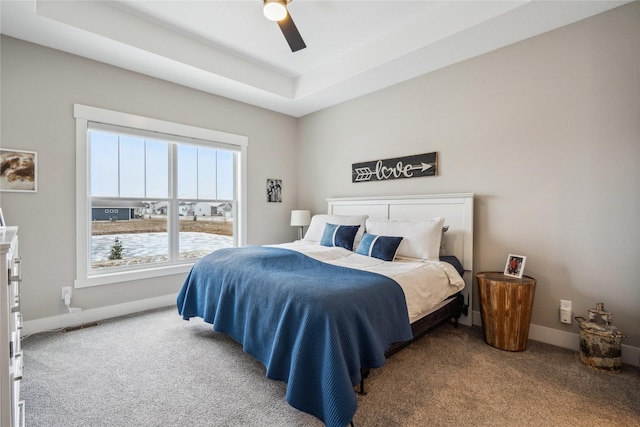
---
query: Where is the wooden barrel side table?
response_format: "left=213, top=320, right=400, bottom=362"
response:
left=476, top=272, right=536, bottom=351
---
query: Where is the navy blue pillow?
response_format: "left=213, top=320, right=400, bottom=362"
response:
left=356, top=233, right=403, bottom=261
left=440, top=255, right=465, bottom=277
left=320, top=223, right=360, bottom=250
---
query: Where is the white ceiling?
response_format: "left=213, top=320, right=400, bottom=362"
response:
left=0, top=0, right=630, bottom=117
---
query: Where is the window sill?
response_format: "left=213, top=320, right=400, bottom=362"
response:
left=75, top=263, right=193, bottom=288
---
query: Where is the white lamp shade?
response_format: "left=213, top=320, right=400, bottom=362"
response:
left=263, top=0, right=288, bottom=21
left=290, top=210, right=311, bottom=227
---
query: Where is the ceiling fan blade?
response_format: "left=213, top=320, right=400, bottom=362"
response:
left=277, top=12, right=306, bottom=52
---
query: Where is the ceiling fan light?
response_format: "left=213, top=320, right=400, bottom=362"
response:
left=263, top=0, right=288, bottom=22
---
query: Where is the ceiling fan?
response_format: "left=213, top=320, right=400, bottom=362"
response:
left=263, top=0, right=306, bottom=52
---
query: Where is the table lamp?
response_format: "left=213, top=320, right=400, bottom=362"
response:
left=290, top=210, right=311, bottom=240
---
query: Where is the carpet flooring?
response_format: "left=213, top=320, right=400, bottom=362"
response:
left=22, top=307, right=640, bottom=426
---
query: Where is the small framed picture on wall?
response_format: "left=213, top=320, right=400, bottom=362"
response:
left=0, top=148, right=38, bottom=192
left=267, top=179, right=282, bottom=203
left=504, top=254, right=526, bottom=279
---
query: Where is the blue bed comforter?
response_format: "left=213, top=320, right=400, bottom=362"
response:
left=177, top=246, right=412, bottom=427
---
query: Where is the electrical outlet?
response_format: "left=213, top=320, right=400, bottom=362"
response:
left=560, top=300, right=572, bottom=324
left=61, top=286, right=72, bottom=301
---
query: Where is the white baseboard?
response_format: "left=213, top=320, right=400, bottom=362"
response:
left=472, top=310, right=639, bottom=368
left=22, top=294, right=177, bottom=336
left=22, top=303, right=639, bottom=368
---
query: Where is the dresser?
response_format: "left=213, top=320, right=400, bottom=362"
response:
left=1, top=227, right=23, bottom=427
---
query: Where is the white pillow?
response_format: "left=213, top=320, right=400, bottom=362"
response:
left=303, top=214, right=368, bottom=249
left=365, top=217, right=445, bottom=260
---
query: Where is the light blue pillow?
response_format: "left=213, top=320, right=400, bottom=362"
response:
left=320, top=223, right=360, bottom=250
left=356, top=233, right=403, bottom=261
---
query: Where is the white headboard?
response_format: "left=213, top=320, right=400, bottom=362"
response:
left=327, top=193, right=474, bottom=326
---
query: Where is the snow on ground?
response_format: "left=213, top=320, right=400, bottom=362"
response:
left=92, top=232, right=232, bottom=262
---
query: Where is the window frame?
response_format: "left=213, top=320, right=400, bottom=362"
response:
left=74, top=104, right=248, bottom=288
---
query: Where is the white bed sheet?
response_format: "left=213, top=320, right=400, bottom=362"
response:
left=273, top=240, right=465, bottom=323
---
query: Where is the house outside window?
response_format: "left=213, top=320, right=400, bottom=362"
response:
left=74, top=105, right=248, bottom=287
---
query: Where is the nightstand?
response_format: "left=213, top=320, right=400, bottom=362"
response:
left=475, top=271, right=536, bottom=351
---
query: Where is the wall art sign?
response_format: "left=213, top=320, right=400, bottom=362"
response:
left=1, top=148, right=38, bottom=192
left=352, top=152, right=437, bottom=183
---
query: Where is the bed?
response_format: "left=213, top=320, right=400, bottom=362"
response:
left=177, top=193, right=474, bottom=427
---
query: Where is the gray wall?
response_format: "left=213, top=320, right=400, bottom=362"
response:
left=297, top=3, right=639, bottom=346
left=0, top=36, right=299, bottom=320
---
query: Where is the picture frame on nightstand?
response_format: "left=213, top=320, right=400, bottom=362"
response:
left=504, top=254, right=526, bottom=278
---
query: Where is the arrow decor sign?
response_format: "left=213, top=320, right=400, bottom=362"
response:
left=352, top=152, right=438, bottom=183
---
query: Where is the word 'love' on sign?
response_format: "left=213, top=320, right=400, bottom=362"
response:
left=352, top=152, right=437, bottom=183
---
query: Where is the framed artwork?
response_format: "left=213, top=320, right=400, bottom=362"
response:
left=267, top=179, right=282, bottom=203
left=0, top=148, right=38, bottom=192
left=504, top=254, right=526, bottom=279
left=352, top=152, right=437, bottom=183
left=0, top=208, right=5, bottom=228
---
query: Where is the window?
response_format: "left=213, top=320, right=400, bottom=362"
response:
left=74, top=105, right=247, bottom=287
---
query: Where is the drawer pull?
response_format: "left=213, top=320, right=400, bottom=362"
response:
left=16, top=312, right=23, bottom=329
left=13, top=352, right=23, bottom=380
left=10, top=256, right=22, bottom=282
left=18, top=400, right=26, bottom=427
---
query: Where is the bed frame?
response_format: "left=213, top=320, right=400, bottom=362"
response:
left=327, top=193, right=474, bottom=394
